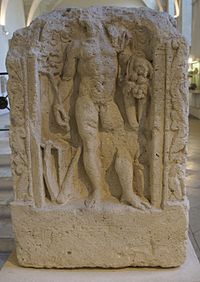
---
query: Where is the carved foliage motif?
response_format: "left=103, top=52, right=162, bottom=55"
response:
left=7, top=58, right=30, bottom=201
left=165, top=40, right=188, bottom=202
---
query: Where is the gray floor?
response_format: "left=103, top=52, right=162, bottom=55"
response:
left=0, top=116, right=200, bottom=269
left=187, top=116, right=200, bottom=261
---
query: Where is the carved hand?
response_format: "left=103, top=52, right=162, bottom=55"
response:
left=53, top=103, right=70, bottom=132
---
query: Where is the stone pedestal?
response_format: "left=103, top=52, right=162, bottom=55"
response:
left=11, top=202, right=187, bottom=268
left=7, top=7, right=189, bottom=268
left=0, top=241, right=200, bottom=282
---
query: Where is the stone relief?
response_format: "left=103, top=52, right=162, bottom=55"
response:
left=7, top=7, right=189, bottom=268
left=164, top=40, right=188, bottom=202
left=31, top=15, right=154, bottom=210
left=6, top=7, right=188, bottom=209
left=7, top=58, right=30, bottom=201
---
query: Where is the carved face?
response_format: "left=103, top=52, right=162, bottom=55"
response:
left=134, top=59, right=149, bottom=78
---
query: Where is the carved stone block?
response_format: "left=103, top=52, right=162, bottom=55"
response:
left=7, top=7, right=189, bottom=268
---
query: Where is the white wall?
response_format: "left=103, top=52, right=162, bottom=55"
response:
left=55, top=0, right=145, bottom=9
left=0, top=26, right=9, bottom=72
left=0, top=0, right=25, bottom=72
left=179, top=0, right=192, bottom=46
left=191, top=0, right=200, bottom=58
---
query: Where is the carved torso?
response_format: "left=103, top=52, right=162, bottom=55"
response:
left=75, top=36, right=118, bottom=103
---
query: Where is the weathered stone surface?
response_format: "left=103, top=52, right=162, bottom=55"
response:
left=12, top=203, right=187, bottom=268
left=1, top=241, right=200, bottom=282
left=7, top=7, right=189, bottom=268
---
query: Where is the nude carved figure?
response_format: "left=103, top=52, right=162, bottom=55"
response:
left=48, top=16, right=149, bottom=210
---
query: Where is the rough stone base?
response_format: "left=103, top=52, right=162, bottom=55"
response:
left=0, top=241, right=199, bottom=282
left=11, top=202, right=188, bottom=268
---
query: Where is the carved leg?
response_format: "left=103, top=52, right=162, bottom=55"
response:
left=75, top=95, right=112, bottom=204
left=114, top=148, right=146, bottom=210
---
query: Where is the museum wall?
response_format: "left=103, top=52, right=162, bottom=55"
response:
left=191, top=0, right=200, bottom=58
left=0, top=0, right=25, bottom=72
left=55, top=0, right=145, bottom=9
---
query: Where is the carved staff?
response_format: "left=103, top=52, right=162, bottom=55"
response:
left=27, top=54, right=45, bottom=207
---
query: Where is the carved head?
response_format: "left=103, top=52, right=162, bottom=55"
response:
left=126, top=56, right=153, bottom=82
left=134, top=57, right=153, bottom=79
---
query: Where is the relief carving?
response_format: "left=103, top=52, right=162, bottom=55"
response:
left=7, top=7, right=189, bottom=268
left=121, top=55, right=153, bottom=130
left=34, top=16, right=152, bottom=210
left=165, top=40, right=188, bottom=202
left=7, top=59, right=30, bottom=201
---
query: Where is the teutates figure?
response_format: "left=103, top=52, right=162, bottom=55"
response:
left=49, top=16, right=149, bottom=210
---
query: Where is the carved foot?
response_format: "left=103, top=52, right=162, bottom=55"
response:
left=120, top=193, right=149, bottom=210
left=130, top=122, right=139, bottom=131
left=140, top=196, right=151, bottom=209
left=84, top=191, right=118, bottom=208
left=56, top=191, right=73, bottom=204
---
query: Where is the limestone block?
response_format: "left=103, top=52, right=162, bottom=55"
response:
left=6, top=7, right=189, bottom=268
left=11, top=203, right=187, bottom=268
left=1, top=241, right=200, bottom=282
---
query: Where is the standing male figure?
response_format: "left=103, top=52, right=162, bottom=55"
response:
left=49, top=15, right=149, bottom=210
